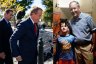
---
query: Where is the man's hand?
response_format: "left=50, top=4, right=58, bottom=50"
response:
left=16, top=56, right=22, bottom=61
left=0, top=52, right=5, bottom=59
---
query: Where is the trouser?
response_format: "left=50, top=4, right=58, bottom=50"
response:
left=0, top=54, right=13, bottom=64
left=58, top=59, right=75, bottom=64
left=18, top=55, right=37, bottom=64
left=75, top=44, right=93, bottom=64
left=93, top=51, right=96, bottom=64
left=18, top=58, right=37, bottom=64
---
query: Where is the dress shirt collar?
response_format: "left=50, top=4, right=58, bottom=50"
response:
left=30, top=17, right=34, bottom=24
left=3, top=18, right=9, bottom=24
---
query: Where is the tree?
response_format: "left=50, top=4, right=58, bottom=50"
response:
left=0, top=0, right=33, bottom=27
left=0, top=0, right=32, bottom=12
left=42, top=0, right=53, bottom=27
left=0, top=0, right=33, bottom=19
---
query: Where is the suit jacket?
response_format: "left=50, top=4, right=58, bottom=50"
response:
left=10, top=18, right=39, bottom=63
left=0, top=18, right=13, bottom=53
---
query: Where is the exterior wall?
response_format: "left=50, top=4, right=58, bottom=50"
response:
left=92, top=0, right=96, bottom=22
left=53, top=0, right=96, bottom=23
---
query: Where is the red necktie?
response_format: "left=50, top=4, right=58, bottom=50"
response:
left=34, top=23, right=37, bottom=33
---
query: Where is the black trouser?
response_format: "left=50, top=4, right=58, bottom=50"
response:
left=0, top=50, right=13, bottom=64
left=18, top=58, right=37, bottom=64
left=18, top=55, right=37, bottom=64
left=0, top=54, right=13, bottom=64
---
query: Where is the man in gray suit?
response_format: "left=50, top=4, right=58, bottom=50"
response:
left=10, top=7, right=43, bottom=64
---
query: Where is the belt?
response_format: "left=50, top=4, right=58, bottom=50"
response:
left=75, top=41, right=92, bottom=46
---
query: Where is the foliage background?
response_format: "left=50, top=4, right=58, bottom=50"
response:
left=0, top=0, right=53, bottom=27
left=42, top=0, right=53, bottom=27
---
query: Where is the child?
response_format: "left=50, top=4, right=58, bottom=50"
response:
left=56, top=19, right=75, bottom=64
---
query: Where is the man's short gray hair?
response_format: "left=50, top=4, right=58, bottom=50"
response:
left=69, top=1, right=80, bottom=7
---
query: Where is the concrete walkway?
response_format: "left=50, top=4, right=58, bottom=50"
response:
left=44, top=58, right=53, bottom=64
left=13, top=58, right=53, bottom=64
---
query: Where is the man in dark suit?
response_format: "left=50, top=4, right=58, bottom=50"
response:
left=0, top=9, right=13, bottom=64
left=10, top=7, right=43, bottom=64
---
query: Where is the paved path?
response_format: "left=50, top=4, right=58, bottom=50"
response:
left=13, top=57, right=53, bottom=64
left=44, top=58, right=53, bottom=64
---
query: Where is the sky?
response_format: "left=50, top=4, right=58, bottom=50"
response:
left=26, top=0, right=46, bottom=15
left=32, top=0, right=46, bottom=10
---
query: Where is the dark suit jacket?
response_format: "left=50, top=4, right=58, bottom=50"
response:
left=0, top=18, right=13, bottom=64
left=10, top=18, right=39, bottom=64
left=0, top=18, right=13, bottom=53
